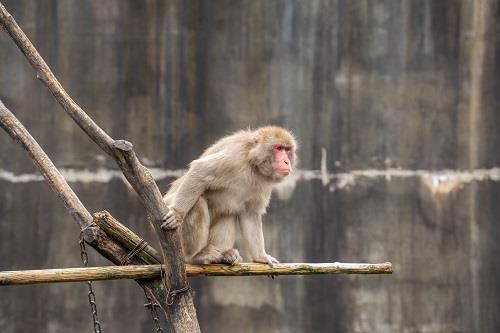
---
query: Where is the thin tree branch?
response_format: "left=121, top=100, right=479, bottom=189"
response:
left=0, top=3, right=114, bottom=154
left=0, top=100, right=92, bottom=229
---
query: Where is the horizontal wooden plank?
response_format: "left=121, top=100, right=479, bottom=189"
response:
left=0, top=262, right=393, bottom=285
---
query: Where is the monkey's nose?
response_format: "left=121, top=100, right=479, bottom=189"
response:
left=284, top=160, right=289, bottom=165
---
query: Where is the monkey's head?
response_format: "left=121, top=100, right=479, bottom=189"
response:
left=248, top=126, right=298, bottom=182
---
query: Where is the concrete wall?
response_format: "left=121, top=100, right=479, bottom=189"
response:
left=1, top=1, right=499, bottom=332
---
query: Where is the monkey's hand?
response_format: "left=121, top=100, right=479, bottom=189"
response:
left=161, top=206, right=184, bottom=230
left=253, top=254, right=280, bottom=267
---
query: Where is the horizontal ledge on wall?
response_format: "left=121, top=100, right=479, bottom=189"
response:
left=0, top=262, right=393, bottom=286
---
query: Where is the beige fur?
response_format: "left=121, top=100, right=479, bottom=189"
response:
left=162, top=126, right=297, bottom=265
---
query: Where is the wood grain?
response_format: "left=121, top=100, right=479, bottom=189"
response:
left=0, top=262, right=393, bottom=285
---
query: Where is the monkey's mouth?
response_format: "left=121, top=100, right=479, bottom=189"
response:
left=276, top=168, right=291, bottom=176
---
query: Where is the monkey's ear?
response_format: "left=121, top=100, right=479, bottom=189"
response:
left=249, top=132, right=259, bottom=145
left=247, top=135, right=263, bottom=166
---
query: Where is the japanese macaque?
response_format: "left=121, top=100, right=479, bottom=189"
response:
left=162, top=126, right=297, bottom=265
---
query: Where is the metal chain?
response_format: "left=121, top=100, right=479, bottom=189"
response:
left=79, top=228, right=169, bottom=333
left=117, top=236, right=165, bottom=333
left=80, top=227, right=103, bottom=333
left=143, top=290, right=165, bottom=333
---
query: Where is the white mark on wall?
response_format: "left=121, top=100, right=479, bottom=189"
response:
left=272, top=167, right=500, bottom=199
left=320, top=147, right=329, bottom=186
left=0, top=169, right=45, bottom=183
left=273, top=148, right=500, bottom=199
left=209, top=278, right=284, bottom=309
left=2, top=150, right=500, bottom=199
left=2, top=166, right=500, bottom=196
left=0, top=168, right=186, bottom=184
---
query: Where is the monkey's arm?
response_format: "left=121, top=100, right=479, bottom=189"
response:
left=239, top=212, right=279, bottom=265
left=162, top=155, right=221, bottom=229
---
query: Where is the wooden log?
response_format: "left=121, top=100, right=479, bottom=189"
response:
left=0, top=262, right=393, bottom=286
left=94, top=211, right=162, bottom=265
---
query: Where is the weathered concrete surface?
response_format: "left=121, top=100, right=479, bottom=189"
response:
left=1, top=1, right=500, bottom=332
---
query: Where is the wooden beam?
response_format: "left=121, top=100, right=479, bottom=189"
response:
left=0, top=262, right=393, bottom=286
left=94, top=211, right=162, bottom=265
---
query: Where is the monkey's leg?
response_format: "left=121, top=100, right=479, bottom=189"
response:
left=240, top=212, right=279, bottom=265
left=190, top=244, right=224, bottom=264
left=191, top=216, right=241, bottom=264
left=207, top=216, right=242, bottom=265
left=181, top=196, right=211, bottom=262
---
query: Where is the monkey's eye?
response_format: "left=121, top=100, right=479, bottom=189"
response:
left=274, top=146, right=285, bottom=151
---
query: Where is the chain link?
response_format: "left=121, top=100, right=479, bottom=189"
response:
left=80, top=228, right=103, bottom=333
left=143, top=290, right=165, bottom=333
left=79, top=227, right=168, bottom=333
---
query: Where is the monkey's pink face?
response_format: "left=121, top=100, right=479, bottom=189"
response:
left=272, top=145, right=293, bottom=177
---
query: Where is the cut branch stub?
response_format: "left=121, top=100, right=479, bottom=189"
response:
left=111, top=139, right=133, bottom=152
left=110, top=139, right=166, bottom=220
left=81, top=225, right=102, bottom=244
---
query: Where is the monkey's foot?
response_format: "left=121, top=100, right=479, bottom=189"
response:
left=253, top=254, right=280, bottom=267
left=221, top=249, right=242, bottom=265
left=191, top=245, right=224, bottom=264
